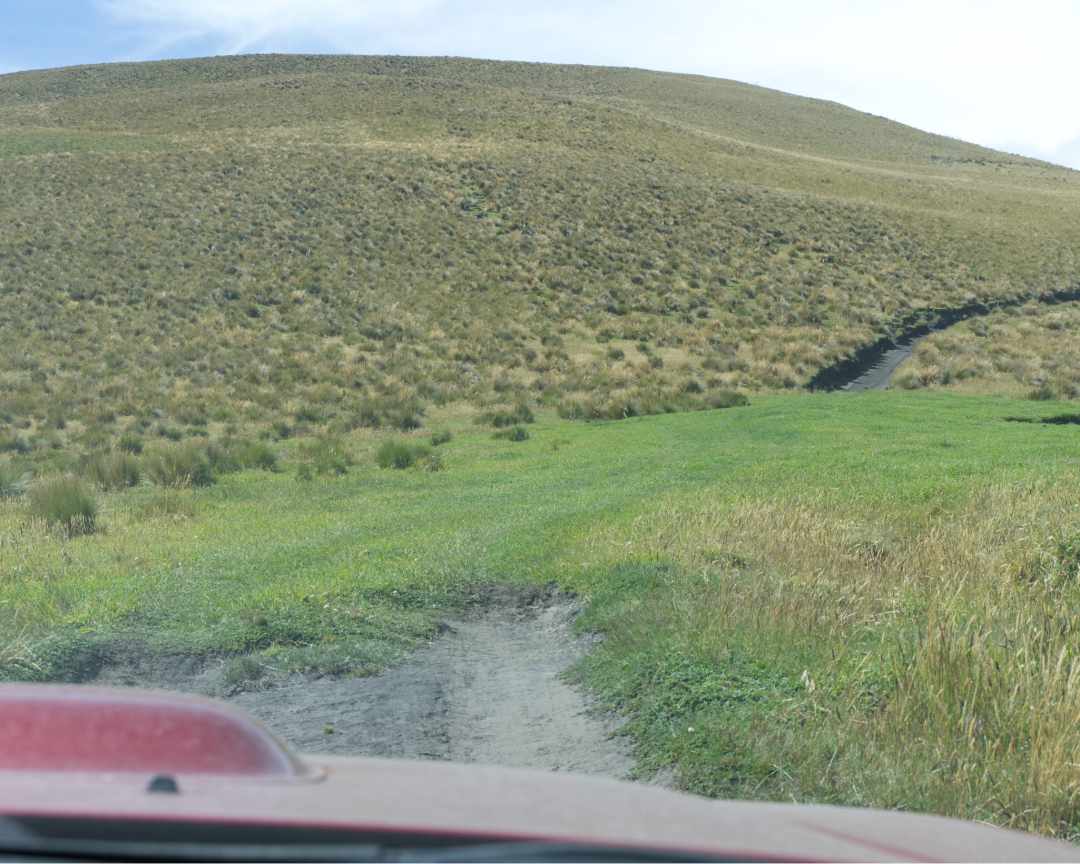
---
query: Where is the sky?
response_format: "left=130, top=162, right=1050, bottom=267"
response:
left=1, top=0, right=1078, bottom=169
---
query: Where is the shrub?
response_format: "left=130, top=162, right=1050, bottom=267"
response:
left=430, top=430, right=453, bottom=447
left=493, top=425, right=530, bottom=442
left=607, top=347, right=625, bottom=361
left=376, top=439, right=429, bottom=470
left=272, top=421, right=294, bottom=440
left=82, top=451, right=142, bottom=491
left=28, top=477, right=97, bottom=536
left=144, top=443, right=214, bottom=488
left=0, top=460, right=32, bottom=499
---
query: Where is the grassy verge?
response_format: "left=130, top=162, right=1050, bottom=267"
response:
left=3, top=391, right=1080, bottom=836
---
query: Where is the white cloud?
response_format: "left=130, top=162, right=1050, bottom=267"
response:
left=99, top=0, right=1080, bottom=168
left=100, top=0, right=445, bottom=54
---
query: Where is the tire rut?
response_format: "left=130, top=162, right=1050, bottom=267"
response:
left=228, top=599, right=636, bottom=778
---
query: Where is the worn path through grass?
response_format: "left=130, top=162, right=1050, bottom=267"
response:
left=3, top=391, right=1080, bottom=835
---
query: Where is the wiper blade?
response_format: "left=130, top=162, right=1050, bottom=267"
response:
left=397, top=840, right=724, bottom=862
left=0, top=817, right=727, bottom=863
left=0, top=836, right=384, bottom=863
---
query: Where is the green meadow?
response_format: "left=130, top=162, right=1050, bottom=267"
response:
left=4, top=391, right=1080, bottom=838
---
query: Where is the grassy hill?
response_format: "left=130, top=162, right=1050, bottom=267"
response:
left=5, top=56, right=1080, bottom=839
left=2, top=54, right=1080, bottom=461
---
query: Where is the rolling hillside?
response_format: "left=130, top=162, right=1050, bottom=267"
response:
left=7, top=55, right=1080, bottom=838
left=2, top=53, right=1079, bottom=456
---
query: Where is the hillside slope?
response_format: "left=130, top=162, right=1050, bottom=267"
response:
left=2, top=54, right=1079, bottom=455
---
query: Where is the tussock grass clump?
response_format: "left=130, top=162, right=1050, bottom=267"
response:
left=82, top=451, right=141, bottom=491
left=477, top=403, right=535, bottom=428
left=28, top=476, right=97, bottom=536
left=235, top=439, right=280, bottom=472
left=0, top=460, right=32, bottom=499
left=375, top=439, right=430, bottom=470
left=0, top=434, right=32, bottom=455
left=430, top=430, right=453, bottom=447
left=299, top=436, right=353, bottom=476
left=117, top=433, right=144, bottom=455
left=206, top=438, right=280, bottom=474
left=493, top=425, right=530, bottom=442
left=707, top=390, right=750, bottom=409
left=143, top=442, right=214, bottom=488
left=350, top=395, right=426, bottom=432
left=559, top=389, right=748, bottom=421
left=222, top=655, right=266, bottom=690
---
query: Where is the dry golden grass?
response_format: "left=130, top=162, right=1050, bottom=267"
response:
left=582, top=480, right=1080, bottom=836
left=3, top=55, right=1080, bottom=463
left=895, top=301, right=1080, bottom=399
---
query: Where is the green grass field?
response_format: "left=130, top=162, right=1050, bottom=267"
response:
left=4, top=391, right=1080, bottom=837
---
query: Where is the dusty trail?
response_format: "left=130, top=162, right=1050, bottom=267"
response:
left=95, top=594, right=635, bottom=780
left=232, top=599, right=634, bottom=777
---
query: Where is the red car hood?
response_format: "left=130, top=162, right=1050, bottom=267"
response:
left=0, top=684, right=1075, bottom=862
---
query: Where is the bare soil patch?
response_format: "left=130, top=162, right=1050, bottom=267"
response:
left=93, top=588, right=636, bottom=780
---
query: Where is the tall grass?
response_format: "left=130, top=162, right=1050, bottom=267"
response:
left=143, top=442, right=214, bottom=488
left=0, top=460, right=31, bottom=499
left=82, top=451, right=141, bottom=490
left=584, top=483, right=1080, bottom=837
left=375, top=439, right=430, bottom=470
left=27, top=477, right=97, bottom=537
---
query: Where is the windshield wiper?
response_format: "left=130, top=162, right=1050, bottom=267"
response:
left=0, top=816, right=726, bottom=863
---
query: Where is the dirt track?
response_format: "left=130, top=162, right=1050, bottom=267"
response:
left=95, top=594, right=636, bottom=779
left=233, top=598, right=634, bottom=776
left=840, top=337, right=919, bottom=390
